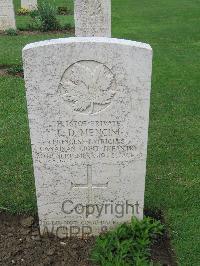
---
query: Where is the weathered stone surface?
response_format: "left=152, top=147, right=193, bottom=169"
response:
left=23, top=37, right=152, bottom=237
left=74, top=0, right=111, bottom=37
left=21, top=0, right=37, bottom=10
left=0, top=0, right=16, bottom=31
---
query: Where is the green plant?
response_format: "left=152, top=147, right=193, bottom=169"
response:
left=5, top=28, right=18, bottom=36
left=90, top=217, right=164, bottom=266
left=29, top=9, right=39, bottom=19
left=36, top=0, right=60, bottom=31
left=27, top=1, right=60, bottom=31
left=17, top=7, right=30, bottom=15
left=62, top=23, right=73, bottom=31
left=7, top=65, right=24, bottom=76
left=28, top=10, right=41, bottom=31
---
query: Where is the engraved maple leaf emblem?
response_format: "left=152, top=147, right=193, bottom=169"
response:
left=59, top=62, right=116, bottom=114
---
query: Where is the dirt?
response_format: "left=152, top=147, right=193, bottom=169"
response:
left=0, top=213, right=95, bottom=266
left=145, top=209, right=177, bottom=266
left=0, top=28, right=75, bottom=36
left=0, top=210, right=177, bottom=266
left=0, top=68, right=24, bottom=78
left=0, top=69, right=7, bottom=76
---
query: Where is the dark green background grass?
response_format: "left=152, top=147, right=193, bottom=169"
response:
left=0, top=0, right=200, bottom=265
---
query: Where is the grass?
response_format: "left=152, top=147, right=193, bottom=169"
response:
left=14, top=0, right=74, bottom=31
left=0, top=34, right=69, bottom=66
left=0, top=77, right=37, bottom=212
left=1, top=0, right=200, bottom=265
left=14, top=0, right=74, bottom=12
left=0, top=0, right=74, bottom=66
left=16, top=14, right=74, bottom=31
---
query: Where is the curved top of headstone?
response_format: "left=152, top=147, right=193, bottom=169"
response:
left=23, top=37, right=152, bottom=51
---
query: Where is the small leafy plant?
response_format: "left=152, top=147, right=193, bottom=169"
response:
left=90, top=217, right=164, bottom=266
left=5, top=28, right=18, bottom=36
left=28, top=0, right=60, bottom=31
left=36, top=0, right=60, bottom=31
left=27, top=9, right=40, bottom=30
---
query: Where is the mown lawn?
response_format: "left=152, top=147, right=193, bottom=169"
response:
left=0, top=0, right=200, bottom=265
left=14, top=0, right=74, bottom=28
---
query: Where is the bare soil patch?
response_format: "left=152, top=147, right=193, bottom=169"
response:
left=0, top=28, right=75, bottom=36
left=145, top=209, right=177, bottom=266
left=0, top=210, right=177, bottom=266
left=0, top=67, right=23, bottom=78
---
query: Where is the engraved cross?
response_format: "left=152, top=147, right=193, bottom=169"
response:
left=71, top=165, right=108, bottom=204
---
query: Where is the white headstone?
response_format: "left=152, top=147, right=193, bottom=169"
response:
left=74, top=0, right=111, bottom=37
left=23, top=37, right=152, bottom=237
left=0, top=0, right=16, bottom=31
left=21, top=0, right=37, bottom=10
